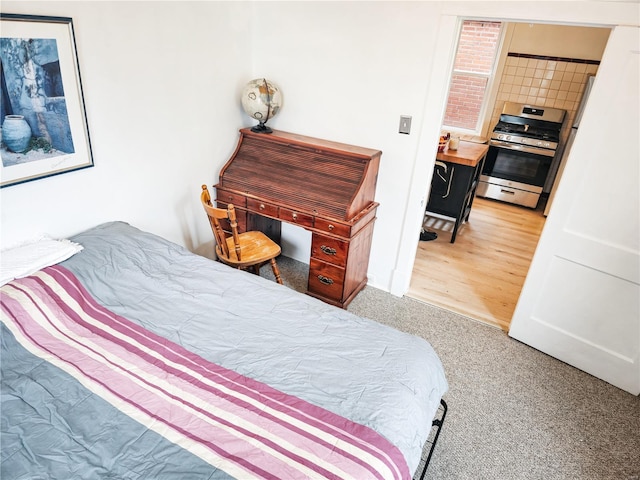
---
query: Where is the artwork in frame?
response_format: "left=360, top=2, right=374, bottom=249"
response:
left=0, top=13, right=93, bottom=188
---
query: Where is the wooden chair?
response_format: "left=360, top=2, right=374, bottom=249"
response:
left=200, top=185, right=283, bottom=284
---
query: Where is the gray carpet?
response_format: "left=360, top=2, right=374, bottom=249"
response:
left=263, top=256, right=640, bottom=480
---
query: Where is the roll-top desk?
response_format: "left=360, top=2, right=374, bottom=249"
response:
left=214, top=128, right=381, bottom=308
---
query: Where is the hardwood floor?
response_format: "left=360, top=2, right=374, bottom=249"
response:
left=407, top=197, right=546, bottom=331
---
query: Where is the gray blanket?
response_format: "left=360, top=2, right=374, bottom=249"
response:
left=1, top=221, right=447, bottom=479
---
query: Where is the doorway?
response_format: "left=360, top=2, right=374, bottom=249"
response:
left=404, top=21, right=610, bottom=331
left=408, top=197, right=546, bottom=330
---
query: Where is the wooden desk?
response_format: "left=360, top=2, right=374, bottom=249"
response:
left=426, top=140, right=488, bottom=243
left=214, top=128, right=381, bottom=309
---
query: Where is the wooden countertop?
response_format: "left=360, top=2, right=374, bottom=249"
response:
left=436, top=140, right=489, bottom=167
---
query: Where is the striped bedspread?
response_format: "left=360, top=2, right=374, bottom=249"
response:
left=1, top=265, right=410, bottom=480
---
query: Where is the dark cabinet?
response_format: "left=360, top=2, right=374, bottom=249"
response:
left=425, top=142, right=488, bottom=243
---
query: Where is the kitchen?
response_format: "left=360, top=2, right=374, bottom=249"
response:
left=409, top=21, right=611, bottom=330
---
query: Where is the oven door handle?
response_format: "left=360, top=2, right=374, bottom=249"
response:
left=489, top=140, right=555, bottom=157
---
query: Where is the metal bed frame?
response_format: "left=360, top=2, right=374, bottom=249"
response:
left=414, top=399, right=448, bottom=480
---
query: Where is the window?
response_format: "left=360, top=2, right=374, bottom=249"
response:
left=443, top=20, right=503, bottom=133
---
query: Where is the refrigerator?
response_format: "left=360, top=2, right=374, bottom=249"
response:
left=544, top=74, right=595, bottom=216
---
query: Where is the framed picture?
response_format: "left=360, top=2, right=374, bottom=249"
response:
left=0, top=13, right=93, bottom=188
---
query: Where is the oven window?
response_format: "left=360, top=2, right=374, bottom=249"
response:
left=486, top=147, right=552, bottom=187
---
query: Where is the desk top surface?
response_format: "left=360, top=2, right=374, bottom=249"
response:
left=436, top=140, right=489, bottom=167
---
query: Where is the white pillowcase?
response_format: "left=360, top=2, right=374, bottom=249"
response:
left=0, top=236, right=83, bottom=286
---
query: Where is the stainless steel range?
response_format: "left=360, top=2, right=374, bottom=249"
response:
left=477, top=102, right=566, bottom=208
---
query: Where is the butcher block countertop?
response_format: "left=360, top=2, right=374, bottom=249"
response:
left=436, top=140, right=489, bottom=167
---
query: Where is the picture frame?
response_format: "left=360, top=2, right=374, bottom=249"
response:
left=1, top=13, right=93, bottom=188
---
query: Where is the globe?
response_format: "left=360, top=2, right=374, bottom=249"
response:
left=241, top=78, right=282, bottom=133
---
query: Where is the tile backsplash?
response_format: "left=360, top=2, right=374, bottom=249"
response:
left=492, top=53, right=599, bottom=141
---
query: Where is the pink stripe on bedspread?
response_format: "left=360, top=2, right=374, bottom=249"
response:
left=0, top=266, right=410, bottom=480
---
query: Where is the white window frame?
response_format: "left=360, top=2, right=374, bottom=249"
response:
left=442, top=20, right=507, bottom=137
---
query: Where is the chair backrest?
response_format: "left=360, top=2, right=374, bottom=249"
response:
left=200, top=185, right=242, bottom=261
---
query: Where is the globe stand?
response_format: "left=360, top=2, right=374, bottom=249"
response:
left=250, top=122, right=273, bottom=134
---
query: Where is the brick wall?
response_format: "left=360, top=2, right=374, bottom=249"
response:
left=444, top=21, right=502, bottom=130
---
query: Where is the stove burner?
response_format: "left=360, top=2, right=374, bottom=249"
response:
left=493, top=121, right=560, bottom=142
left=491, top=103, right=567, bottom=152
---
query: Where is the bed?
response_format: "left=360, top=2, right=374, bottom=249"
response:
left=1, top=221, right=448, bottom=479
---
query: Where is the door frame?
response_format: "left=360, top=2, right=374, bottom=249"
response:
left=390, top=3, right=633, bottom=297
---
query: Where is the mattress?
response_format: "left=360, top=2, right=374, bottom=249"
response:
left=1, top=221, right=447, bottom=479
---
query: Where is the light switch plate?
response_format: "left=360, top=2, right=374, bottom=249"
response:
left=399, top=115, right=412, bottom=134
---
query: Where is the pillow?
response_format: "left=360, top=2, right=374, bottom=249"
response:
left=0, top=235, right=83, bottom=286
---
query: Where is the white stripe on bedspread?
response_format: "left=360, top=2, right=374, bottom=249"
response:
left=0, top=266, right=411, bottom=480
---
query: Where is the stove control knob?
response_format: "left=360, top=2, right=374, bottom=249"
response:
left=505, top=135, right=511, bottom=141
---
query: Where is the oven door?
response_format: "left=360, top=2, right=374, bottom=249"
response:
left=483, top=141, right=554, bottom=188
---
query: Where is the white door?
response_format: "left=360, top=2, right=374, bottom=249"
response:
left=509, top=26, right=640, bottom=395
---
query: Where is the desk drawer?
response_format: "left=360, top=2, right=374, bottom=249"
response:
left=280, top=208, right=314, bottom=228
left=314, top=218, right=350, bottom=237
left=311, top=235, right=348, bottom=267
left=308, top=259, right=345, bottom=301
left=215, top=188, right=246, bottom=208
left=247, top=198, right=279, bottom=217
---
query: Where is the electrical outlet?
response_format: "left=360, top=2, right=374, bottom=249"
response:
left=399, top=115, right=412, bottom=134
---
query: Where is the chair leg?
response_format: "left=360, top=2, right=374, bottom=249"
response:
left=270, top=258, right=283, bottom=285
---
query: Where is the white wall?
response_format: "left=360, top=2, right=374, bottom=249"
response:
left=251, top=1, right=446, bottom=288
left=1, top=1, right=252, bottom=257
left=251, top=0, right=639, bottom=293
left=2, top=1, right=638, bottom=297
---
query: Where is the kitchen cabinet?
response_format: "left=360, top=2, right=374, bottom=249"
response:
left=425, top=141, right=489, bottom=243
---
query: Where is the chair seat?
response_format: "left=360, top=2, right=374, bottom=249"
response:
left=201, top=184, right=283, bottom=284
left=216, top=231, right=281, bottom=268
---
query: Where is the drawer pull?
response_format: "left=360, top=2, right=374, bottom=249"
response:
left=317, top=275, right=334, bottom=285
left=259, top=203, right=266, bottom=210
left=292, top=213, right=298, bottom=221
left=320, top=245, right=337, bottom=256
left=328, top=224, right=335, bottom=231
left=500, top=189, right=515, bottom=195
